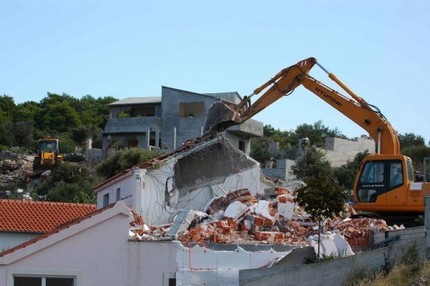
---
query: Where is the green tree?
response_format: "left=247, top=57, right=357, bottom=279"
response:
left=13, top=101, right=40, bottom=124
left=399, top=132, right=426, bottom=149
left=292, top=147, right=332, bottom=180
left=334, top=151, right=370, bottom=190
left=263, top=124, right=279, bottom=137
left=0, top=122, right=14, bottom=147
left=402, top=145, right=430, bottom=173
left=0, top=95, right=15, bottom=124
left=294, top=120, right=345, bottom=148
left=39, top=102, right=81, bottom=132
left=12, top=122, right=34, bottom=147
left=70, top=126, right=90, bottom=146
left=78, top=95, right=116, bottom=129
left=0, top=96, right=15, bottom=147
left=250, top=137, right=271, bottom=164
left=293, top=147, right=348, bottom=259
left=37, top=162, right=100, bottom=203
left=57, top=135, right=76, bottom=154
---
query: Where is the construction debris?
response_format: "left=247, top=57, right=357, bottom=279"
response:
left=128, top=186, right=392, bottom=253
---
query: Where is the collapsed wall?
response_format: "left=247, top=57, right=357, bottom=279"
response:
left=139, top=136, right=265, bottom=225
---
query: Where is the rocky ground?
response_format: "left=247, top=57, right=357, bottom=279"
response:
left=0, top=151, right=50, bottom=199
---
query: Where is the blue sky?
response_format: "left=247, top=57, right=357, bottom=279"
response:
left=2, top=1, right=430, bottom=143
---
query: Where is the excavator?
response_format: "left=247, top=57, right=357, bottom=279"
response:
left=33, top=138, right=63, bottom=172
left=204, top=57, right=430, bottom=226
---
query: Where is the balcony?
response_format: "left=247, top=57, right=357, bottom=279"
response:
left=103, top=117, right=162, bottom=134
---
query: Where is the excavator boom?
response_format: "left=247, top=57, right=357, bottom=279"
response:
left=204, top=57, right=400, bottom=155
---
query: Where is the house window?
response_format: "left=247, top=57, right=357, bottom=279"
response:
left=149, top=131, right=156, bottom=147
left=103, top=193, right=110, bottom=207
left=239, top=140, right=246, bottom=152
left=179, top=102, right=205, bottom=118
left=116, top=188, right=121, bottom=201
left=14, top=276, right=74, bottom=286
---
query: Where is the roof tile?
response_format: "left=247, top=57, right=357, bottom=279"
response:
left=0, top=199, right=96, bottom=233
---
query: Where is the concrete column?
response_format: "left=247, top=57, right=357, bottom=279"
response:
left=146, top=129, right=150, bottom=148
left=426, top=196, right=430, bottom=250
left=155, top=131, right=160, bottom=148
left=102, top=135, right=111, bottom=159
left=173, top=127, right=177, bottom=149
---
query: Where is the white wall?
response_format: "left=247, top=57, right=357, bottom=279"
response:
left=96, top=171, right=136, bottom=209
left=0, top=204, right=130, bottom=286
left=0, top=233, right=38, bottom=252
left=176, top=242, right=291, bottom=286
left=128, top=241, right=178, bottom=286
left=127, top=241, right=292, bottom=286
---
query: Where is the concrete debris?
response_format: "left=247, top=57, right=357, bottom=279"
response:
left=128, top=187, right=390, bottom=250
left=307, top=232, right=355, bottom=258
left=325, top=217, right=396, bottom=249
left=167, top=210, right=208, bottom=239
left=224, top=201, right=251, bottom=222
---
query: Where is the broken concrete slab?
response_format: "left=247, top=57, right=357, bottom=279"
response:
left=224, top=201, right=251, bottom=222
left=307, top=232, right=354, bottom=258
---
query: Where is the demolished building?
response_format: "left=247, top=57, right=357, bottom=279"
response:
left=0, top=134, right=394, bottom=285
left=93, top=135, right=267, bottom=225
left=90, top=134, right=389, bottom=285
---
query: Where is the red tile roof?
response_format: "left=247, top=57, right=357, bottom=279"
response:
left=0, top=199, right=96, bottom=233
left=0, top=202, right=119, bottom=258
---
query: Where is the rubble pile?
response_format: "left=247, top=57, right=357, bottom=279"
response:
left=0, top=153, right=34, bottom=188
left=129, top=186, right=393, bottom=249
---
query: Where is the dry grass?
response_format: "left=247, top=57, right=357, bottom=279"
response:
left=346, top=246, right=430, bottom=286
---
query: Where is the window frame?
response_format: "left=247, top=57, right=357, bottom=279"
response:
left=102, top=192, right=110, bottom=207
left=8, top=269, right=80, bottom=286
left=356, top=159, right=405, bottom=203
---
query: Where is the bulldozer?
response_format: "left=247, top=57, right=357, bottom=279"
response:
left=33, top=138, right=63, bottom=171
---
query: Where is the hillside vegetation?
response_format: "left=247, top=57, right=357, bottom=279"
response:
left=1, top=93, right=430, bottom=205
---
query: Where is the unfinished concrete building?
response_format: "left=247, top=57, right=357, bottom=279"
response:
left=101, top=86, right=263, bottom=158
left=262, top=136, right=375, bottom=181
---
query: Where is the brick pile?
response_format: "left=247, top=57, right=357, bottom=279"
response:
left=129, top=187, right=392, bottom=248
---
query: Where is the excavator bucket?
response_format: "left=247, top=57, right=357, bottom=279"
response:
left=204, top=101, right=240, bottom=134
left=204, top=57, right=317, bottom=135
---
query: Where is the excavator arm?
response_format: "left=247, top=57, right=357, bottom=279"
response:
left=204, top=57, right=430, bottom=224
left=204, top=57, right=400, bottom=155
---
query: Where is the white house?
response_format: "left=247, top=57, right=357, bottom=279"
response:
left=0, top=202, right=130, bottom=286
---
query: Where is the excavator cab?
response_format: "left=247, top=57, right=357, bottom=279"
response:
left=355, top=156, right=411, bottom=203
left=33, top=138, right=63, bottom=171
left=352, top=154, right=428, bottom=225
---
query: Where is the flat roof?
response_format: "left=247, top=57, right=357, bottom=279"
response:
left=109, top=97, right=162, bottom=106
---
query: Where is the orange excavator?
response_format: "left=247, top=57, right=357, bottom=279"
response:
left=204, top=57, right=430, bottom=225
